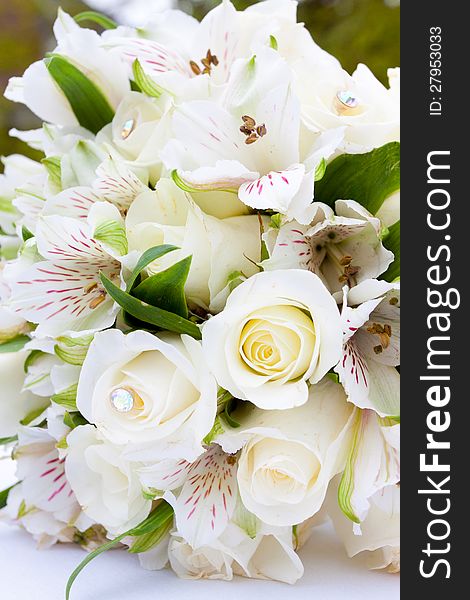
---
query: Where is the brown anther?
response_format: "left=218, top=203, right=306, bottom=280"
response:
left=379, top=333, right=390, bottom=349
left=373, top=345, right=383, bottom=354
left=83, top=282, right=98, bottom=294
left=226, top=455, right=237, bottom=465
left=211, top=55, right=219, bottom=66
left=384, top=324, right=392, bottom=337
left=202, top=67, right=211, bottom=75
left=240, top=125, right=253, bottom=135
left=338, top=275, right=348, bottom=283
left=245, top=133, right=259, bottom=145
left=201, top=57, right=211, bottom=68
left=89, top=291, right=106, bottom=310
left=389, top=296, right=399, bottom=305
left=189, top=60, right=201, bottom=75
left=339, top=255, right=352, bottom=266
left=344, top=265, right=360, bottom=277
left=256, top=123, right=267, bottom=137
left=242, top=115, right=256, bottom=129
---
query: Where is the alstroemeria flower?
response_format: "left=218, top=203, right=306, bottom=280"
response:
left=0, top=351, right=47, bottom=438
left=3, top=426, right=92, bottom=548
left=263, top=200, right=394, bottom=295
left=137, top=444, right=238, bottom=549
left=335, top=279, right=400, bottom=416
left=5, top=9, right=129, bottom=128
left=337, top=409, right=399, bottom=526
left=106, top=0, right=320, bottom=94
left=162, top=48, right=343, bottom=223
left=327, top=478, right=400, bottom=572
left=4, top=215, right=121, bottom=337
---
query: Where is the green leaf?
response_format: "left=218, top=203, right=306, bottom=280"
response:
left=41, top=156, right=62, bottom=189
left=22, top=227, right=34, bottom=242
left=52, top=384, right=78, bottom=412
left=63, top=411, right=88, bottom=430
left=45, top=55, right=115, bottom=135
left=20, top=405, right=47, bottom=426
left=314, top=158, right=327, bottom=182
left=132, top=256, right=191, bottom=318
left=380, top=220, right=400, bottom=281
left=101, top=273, right=201, bottom=339
left=93, top=220, right=128, bottom=256
left=132, top=59, right=163, bottom=98
left=223, top=398, right=241, bottom=428
left=128, top=513, right=173, bottom=554
left=74, top=11, right=118, bottom=30
left=0, top=483, right=18, bottom=510
left=338, top=410, right=362, bottom=524
left=314, top=142, right=400, bottom=214
left=0, top=435, right=17, bottom=446
left=0, top=335, right=30, bottom=353
left=269, top=35, right=278, bottom=50
left=203, top=415, right=226, bottom=445
left=66, top=501, right=173, bottom=600
left=126, top=245, right=180, bottom=292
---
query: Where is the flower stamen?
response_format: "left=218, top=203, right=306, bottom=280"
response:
left=240, top=115, right=267, bottom=145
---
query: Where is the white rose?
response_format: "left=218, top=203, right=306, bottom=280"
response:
left=76, top=329, right=216, bottom=462
left=202, top=269, right=343, bottom=409
left=217, top=378, right=354, bottom=525
left=0, top=351, right=47, bottom=438
left=168, top=521, right=303, bottom=584
left=126, top=179, right=265, bottom=309
left=65, top=424, right=151, bottom=534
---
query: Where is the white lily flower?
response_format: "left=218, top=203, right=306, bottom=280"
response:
left=125, top=178, right=266, bottom=309
left=202, top=269, right=343, bottom=409
left=215, top=378, right=354, bottom=526
left=335, top=279, right=400, bottom=416
left=65, top=424, right=151, bottom=535
left=162, top=48, right=342, bottom=223
left=263, top=200, right=394, bottom=295
left=4, top=215, right=121, bottom=337
left=5, top=9, right=130, bottom=127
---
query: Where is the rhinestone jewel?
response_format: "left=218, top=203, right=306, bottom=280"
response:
left=120, top=118, right=136, bottom=140
left=334, top=90, right=361, bottom=115
left=110, top=387, right=135, bottom=413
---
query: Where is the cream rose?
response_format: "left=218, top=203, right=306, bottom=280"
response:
left=65, top=424, right=151, bottom=534
left=202, top=269, right=343, bottom=409
left=125, top=179, right=266, bottom=310
left=217, top=378, right=354, bottom=525
left=76, top=329, right=217, bottom=462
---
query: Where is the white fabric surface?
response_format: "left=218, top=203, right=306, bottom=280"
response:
left=0, top=458, right=399, bottom=599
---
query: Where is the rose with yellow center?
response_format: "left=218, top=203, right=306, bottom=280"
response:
left=202, top=270, right=342, bottom=409
left=216, top=378, right=355, bottom=525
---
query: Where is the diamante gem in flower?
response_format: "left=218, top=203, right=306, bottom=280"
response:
left=335, top=90, right=360, bottom=114
left=110, top=387, right=136, bottom=413
left=121, top=119, right=136, bottom=140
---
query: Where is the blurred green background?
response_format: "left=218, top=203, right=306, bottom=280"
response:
left=0, top=0, right=399, bottom=165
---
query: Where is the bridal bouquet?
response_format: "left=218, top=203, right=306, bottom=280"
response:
left=0, top=0, right=400, bottom=594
